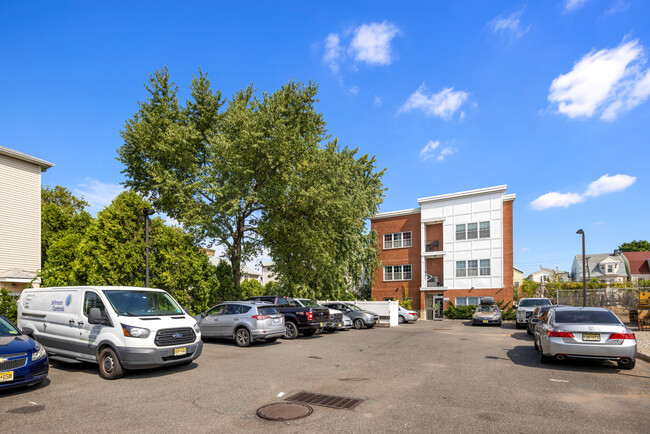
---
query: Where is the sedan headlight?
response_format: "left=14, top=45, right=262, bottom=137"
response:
left=32, top=344, right=47, bottom=361
left=121, top=323, right=151, bottom=338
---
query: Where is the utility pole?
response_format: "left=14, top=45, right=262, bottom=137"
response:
left=143, top=208, right=155, bottom=287
left=576, top=229, right=586, bottom=307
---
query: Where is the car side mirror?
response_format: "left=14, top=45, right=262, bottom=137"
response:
left=201, top=312, right=207, bottom=318
left=88, top=308, right=109, bottom=326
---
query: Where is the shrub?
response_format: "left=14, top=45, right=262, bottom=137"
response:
left=0, top=287, right=18, bottom=324
left=442, top=302, right=475, bottom=319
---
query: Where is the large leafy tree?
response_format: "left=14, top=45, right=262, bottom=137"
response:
left=618, top=240, right=650, bottom=252
left=118, top=68, right=385, bottom=295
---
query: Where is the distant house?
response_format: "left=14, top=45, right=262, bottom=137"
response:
left=528, top=267, right=570, bottom=283
left=207, top=256, right=262, bottom=284
left=0, top=146, right=54, bottom=294
left=571, top=251, right=627, bottom=284
left=621, top=251, right=650, bottom=283
left=260, top=262, right=277, bottom=286
left=513, top=268, right=524, bottom=289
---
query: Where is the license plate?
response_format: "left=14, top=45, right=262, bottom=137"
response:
left=0, top=371, right=14, bottom=382
left=583, top=333, right=600, bottom=341
left=483, top=320, right=488, bottom=323
left=174, top=347, right=187, bottom=356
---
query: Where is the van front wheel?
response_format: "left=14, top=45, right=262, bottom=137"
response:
left=98, top=347, right=124, bottom=380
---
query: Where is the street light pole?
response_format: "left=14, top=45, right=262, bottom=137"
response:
left=143, top=208, right=155, bottom=287
left=576, top=229, right=586, bottom=307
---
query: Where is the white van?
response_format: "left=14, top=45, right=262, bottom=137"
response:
left=18, top=286, right=203, bottom=379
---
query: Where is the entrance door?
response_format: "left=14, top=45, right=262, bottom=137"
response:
left=433, top=297, right=444, bottom=320
left=425, top=293, right=434, bottom=320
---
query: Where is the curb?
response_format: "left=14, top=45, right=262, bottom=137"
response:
left=637, top=352, right=650, bottom=363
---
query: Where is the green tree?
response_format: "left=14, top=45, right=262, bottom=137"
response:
left=0, top=287, right=18, bottom=323
left=240, top=278, right=265, bottom=299
left=118, top=68, right=385, bottom=296
left=519, top=279, right=539, bottom=298
left=618, top=240, right=650, bottom=252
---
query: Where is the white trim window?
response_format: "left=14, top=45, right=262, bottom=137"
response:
left=455, top=296, right=480, bottom=306
left=384, top=265, right=412, bottom=281
left=456, top=259, right=491, bottom=277
left=456, top=221, right=490, bottom=240
left=384, top=231, right=412, bottom=249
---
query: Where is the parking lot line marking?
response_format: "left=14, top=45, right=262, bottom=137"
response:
left=549, top=379, right=569, bottom=383
left=277, top=392, right=285, bottom=397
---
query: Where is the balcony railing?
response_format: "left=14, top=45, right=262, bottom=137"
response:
left=425, top=240, right=441, bottom=252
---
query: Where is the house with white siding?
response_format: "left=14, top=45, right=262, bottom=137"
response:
left=0, top=146, right=54, bottom=294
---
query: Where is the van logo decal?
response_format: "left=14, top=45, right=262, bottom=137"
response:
left=173, top=333, right=183, bottom=338
left=65, top=294, right=72, bottom=307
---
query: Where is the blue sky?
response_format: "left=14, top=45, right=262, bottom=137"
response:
left=1, top=1, right=649, bottom=276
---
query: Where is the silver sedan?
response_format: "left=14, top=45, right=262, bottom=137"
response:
left=536, top=307, right=637, bottom=369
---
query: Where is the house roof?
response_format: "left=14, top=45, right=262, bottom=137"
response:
left=622, top=251, right=650, bottom=275
left=573, top=254, right=627, bottom=277
left=0, top=145, right=54, bottom=172
left=418, top=185, right=509, bottom=205
left=0, top=268, right=37, bottom=282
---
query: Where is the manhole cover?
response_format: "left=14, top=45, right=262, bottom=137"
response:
left=286, top=391, right=364, bottom=410
left=256, top=402, right=313, bottom=421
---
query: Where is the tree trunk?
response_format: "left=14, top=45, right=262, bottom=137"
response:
left=231, top=217, right=244, bottom=288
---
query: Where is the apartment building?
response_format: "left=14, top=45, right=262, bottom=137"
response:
left=370, top=185, right=515, bottom=319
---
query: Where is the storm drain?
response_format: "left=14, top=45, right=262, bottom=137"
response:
left=256, top=402, right=313, bottom=421
left=285, top=391, right=364, bottom=410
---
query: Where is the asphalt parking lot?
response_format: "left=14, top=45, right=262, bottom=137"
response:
left=1, top=320, right=649, bottom=433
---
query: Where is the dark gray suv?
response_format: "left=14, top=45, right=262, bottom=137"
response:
left=194, top=301, right=285, bottom=347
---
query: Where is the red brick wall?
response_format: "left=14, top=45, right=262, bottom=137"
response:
left=425, top=223, right=443, bottom=245
left=371, top=212, right=421, bottom=309
left=502, top=199, right=514, bottom=304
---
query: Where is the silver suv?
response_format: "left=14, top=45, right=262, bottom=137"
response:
left=194, top=301, right=285, bottom=347
left=515, top=297, right=552, bottom=329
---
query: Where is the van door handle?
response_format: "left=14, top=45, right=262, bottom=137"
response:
left=78, top=321, right=84, bottom=326
left=69, top=319, right=75, bottom=325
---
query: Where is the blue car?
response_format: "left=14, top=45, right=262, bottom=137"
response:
left=1, top=314, right=49, bottom=390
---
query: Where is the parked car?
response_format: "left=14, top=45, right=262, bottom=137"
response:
left=245, top=296, right=330, bottom=339
left=515, top=297, right=552, bottom=329
left=18, top=286, right=203, bottom=380
left=472, top=304, right=502, bottom=326
left=397, top=305, right=418, bottom=324
left=535, top=306, right=637, bottom=369
left=194, top=301, right=284, bottom=347
left=0, top=314, right=49, bottom=390
left=341, top=314, right=353, bottom=330
left=527, top=305, right=569, bottom=336
left=320, top=302, right=379, bottom=329
left=294, top=298, right=342, bottom=333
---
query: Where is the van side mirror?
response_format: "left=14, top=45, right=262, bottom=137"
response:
left=88, top=308, right=110, bottom=326
left=201, top=312, right=207, bottom=318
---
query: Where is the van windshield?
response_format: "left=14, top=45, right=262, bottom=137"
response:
left=103, top=290, right=183, bottom=316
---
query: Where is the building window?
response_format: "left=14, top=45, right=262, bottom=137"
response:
left=456, top=221, right=490, bottom=240
left=384, top=297, right=394, bottom=301
left=456, top=261, right=466, bottom=277
left=607, top=264, right=613, bottom=273
left=467, top=223, right=478, bottom=239
left=456, top=259, right=491, bottom=277
left=455, top=296, right=480, bottom=306
left=468, top=260, right=479, bottom=276
left=480, top=259, right=491, bottom=276
left=479, top=221, right=490, bottom=238
left=456, top=224, right=466, bottom=241
left=384, top=265, right=412, bottom=281
left=384, top=231, right=412, bottom=249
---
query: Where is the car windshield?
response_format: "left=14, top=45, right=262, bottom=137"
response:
left=476, top=305, right=498, bottom=312
left=298, top=299, right=320, bottom=308
left=519, top=299, right=551, bottom=307
left=0, top=316, right=20, bottom=336
left=554, top=310, right=621, bottom=324
left=344, top=304, right=362, bottom=311
left=103, top=290, right=183, bottom=316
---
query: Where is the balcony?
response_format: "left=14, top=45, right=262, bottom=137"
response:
left=425, top=274, right=444, bottom=287
left=425, top=240, right=441, bottom=252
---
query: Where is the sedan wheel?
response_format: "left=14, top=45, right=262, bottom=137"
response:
left=398, top=316, right=405, bottom=324
left=538, top=342, right=551, bottom=364
left=235, top=328, right=251, bottom=347
left=353, top=318, right=364, bottom=329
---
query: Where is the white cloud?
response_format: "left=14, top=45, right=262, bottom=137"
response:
left=74, top=178, right=123, bottom=214
left=530, top=173, right=636, bottom=210
left=565, top=0, right=592, bottom=11
left=491, top=9, right=529, bottom=38
left=549, top=39, right=650, bottom=120
left=419, top=140, right=456, bottom=162
left=530, top=192, right=585, bottom=210
left=399, top=84, right=470, bottom=120
left=374, top=95, right=382, bottom=107
left=323, top=33, right=342, bottom=73
left=592, top=221, right=605, bottom=226
left=584, top=173, right=637, bottom=197
left=349, top=21, right=400, bottom=66
left=517, top=247, right=531, bottom=252
left=348, top=86, right=359, bottom=95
